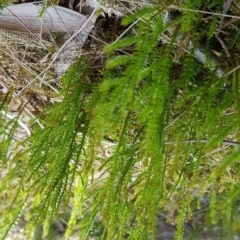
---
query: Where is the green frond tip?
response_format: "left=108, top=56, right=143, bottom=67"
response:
left=103, top=36, right=137, bottom=53
left=1, top=0, right=240, bottom=239
left=106, top=55, right=134, bottom=69
left=121, top=7, right=157, bottom=26
left=99, top=77, right=124, bottom=92
left=0, top=0, right=8, bottom=9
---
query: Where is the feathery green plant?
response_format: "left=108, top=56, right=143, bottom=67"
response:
left=1, top=0, right=240, bottom=239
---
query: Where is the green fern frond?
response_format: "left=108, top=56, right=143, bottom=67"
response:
left=1, top=0, right=240, bottom=239
left=209, top=186, right=217, bottom=224
left=121, top=7, right=157, bottom=26
left=174, top=198, right=188, bottom=240
left=104, top=37, right=137, bottom=53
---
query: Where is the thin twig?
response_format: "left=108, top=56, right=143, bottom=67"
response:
left=215, top=0, right=233, bottom=57
left=6, top=6, right=50, bottom=51
left=34, top=7, right=98, bottom=84
left=0, top=110, right=31, bottom=136
left=165, top=139, right=239, bottom=146
left=167, top=5, right=240, bottom=20
left=0, top=49, right=59, bottom=95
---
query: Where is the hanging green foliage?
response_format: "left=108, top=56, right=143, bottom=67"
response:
left=1, top=0, right=240, bottom=239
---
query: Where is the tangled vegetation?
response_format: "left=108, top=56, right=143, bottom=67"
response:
left=1, top=0, right=240, bottom=239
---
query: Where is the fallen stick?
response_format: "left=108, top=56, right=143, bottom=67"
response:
left=0, top=3, right=87, bottom=33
